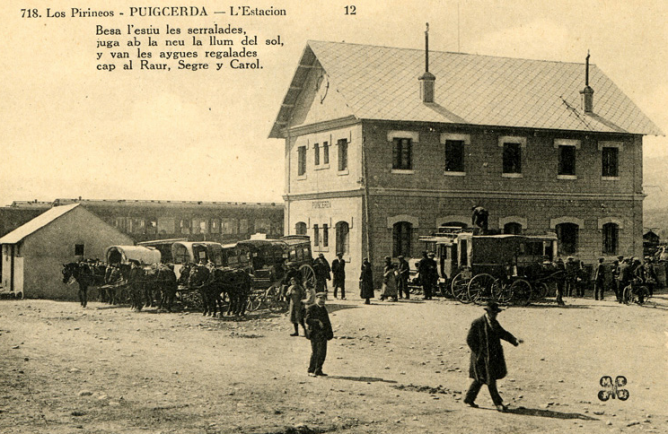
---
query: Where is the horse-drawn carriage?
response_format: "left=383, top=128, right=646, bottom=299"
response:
left=235, top=236, right=315, bottom=311
left=419, top=228, right=560, bottom=306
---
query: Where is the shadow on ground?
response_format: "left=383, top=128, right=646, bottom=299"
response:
left=328, top=375, right=398, bottom=384
left=506, top=406, right=597, bottom=420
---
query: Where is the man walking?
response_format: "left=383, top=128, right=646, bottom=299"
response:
left=305, top=292, right=334, bottom=377
left=464, top=302, right=521, bottom=412
left=331, top=253, right=346, bottom=300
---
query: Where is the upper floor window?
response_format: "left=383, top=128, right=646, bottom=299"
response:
left=297, top=146, right=307, bottom=176
left=323, top=141, right=329, bottom=165
left=555, top=139, right=580, bottom=177
left=392, top=138, right=412, bottom=170
left=314, top=143, right=320, bottom=166
left=445, top=140, right=465, bottom=173
left=337, top=139, right=348, bottom=171
left=502, top=143, right=522, bottom=174
left=602, top=147, right=619, bottom=177
left=559, top=146, right=576, bottom=175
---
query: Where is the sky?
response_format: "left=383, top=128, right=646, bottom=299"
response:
left=1, top=0, right=666, bottom=207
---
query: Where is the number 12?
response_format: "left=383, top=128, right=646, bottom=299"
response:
left=344, top=5, right=356, bottom=15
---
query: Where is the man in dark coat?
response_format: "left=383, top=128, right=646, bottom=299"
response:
left=396, top=255, right=410, bottom=299
left=313, top=254, right=331, bottom=293
left=464, top=302, right=521, bottom=412
left=594, top=258, right=606, bottom=300
left=305, top=292, right=334, bottom=376
left=359, top=258, right=374, bottom=304
left=331, top=253, right=346, bottom=300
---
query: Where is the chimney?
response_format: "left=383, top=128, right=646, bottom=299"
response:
left=580, top=51, right=594, bottom=113
left=419, top=23, right=436, bottom=103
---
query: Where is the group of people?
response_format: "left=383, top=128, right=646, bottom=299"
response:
left=370, top=252, right=439, bottom=302
left=610, top=255, right=657, bottom=303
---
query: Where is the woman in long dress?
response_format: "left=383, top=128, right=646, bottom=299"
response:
left=380, top=257, right=398, bottom=302
left=286, top=277, right=306, bottom=336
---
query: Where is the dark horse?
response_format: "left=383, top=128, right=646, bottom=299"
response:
left=144, top=264, right=178, bottom=312
left=62, top=262, right=94, bottom=307
left=179, top=264, right=251, bottom=317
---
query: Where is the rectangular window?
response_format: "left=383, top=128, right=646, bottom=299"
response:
left=158, top=217, right=175, bottom=235
left=337, top=139, right=348, bottom=171
left=503, top=142, right=522, bottom=174
left=323, top=142, right=329, bottom=165
left=445, top=140, right=465, bottom=172
left=313, top=224, right=320, bottom=247
left=602, top=147, right=619, bottom=177
left=314, top=143, right=320, bottom=166
left=392, top=138, right=412, bottom=170
left=239, top=219, right=248, bottom=234
left=297, top=146, right=306, bottom=176
left=558, top=146, right=576, bottom=176
left=323, top=224, right=329, bottom=247
left=210, top=218, right=220, bottom=234
left=221, top=218, right=238, bottom=234
left=74, top=244, right=84, bottom=256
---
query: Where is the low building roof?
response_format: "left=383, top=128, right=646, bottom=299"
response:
left=0, top=204, right=79, bottom=244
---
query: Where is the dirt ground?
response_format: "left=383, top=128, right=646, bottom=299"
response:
left=1, top=290, right=667, bottom=434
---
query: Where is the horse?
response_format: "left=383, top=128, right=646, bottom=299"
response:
left=62, top=262, right=94, bottom=307
left=143, top=264, right=178, bottom=312
left=202, top=267, right=252, bottom=317
left=104, top=263, right=131, bottom=305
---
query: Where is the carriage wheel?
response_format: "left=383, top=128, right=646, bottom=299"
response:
left=629, top=286, right=649, bottom=305
left=299, top=264, right=316, bottom=290
left=510, top=279, right=532, bottom=306
left=246, top=291, right=263, bottom=312
left=491, top=279, right=512, bottom=304
left=533, top=282, right=549, bottom=300
left=468, top=273, right=496, bottom=305
left=267, top=286, right=288, bottom=313
left=451, top=272, right=471, bottom=304
left=622, top=285, right=633, bottom=305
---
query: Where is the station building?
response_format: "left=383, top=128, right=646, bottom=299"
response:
left=269, top=40, right=662, bottom=281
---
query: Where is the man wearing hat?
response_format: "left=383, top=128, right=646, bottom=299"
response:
left=396, top=255, right=410, bottom=299
left=331, top=252, right=346, bottom=300
left=464, top=302, right=521, bottom=412
left=304, top=292, right=334, bottom=377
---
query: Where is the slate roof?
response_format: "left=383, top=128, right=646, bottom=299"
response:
left=269, top=41, right=662, bottom=138
left=0, top=204, right=78, bottom=244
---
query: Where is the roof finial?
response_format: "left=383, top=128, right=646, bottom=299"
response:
left=425, top=23, right=430, bottom=73
left=585, top=49, right=590, bottom=86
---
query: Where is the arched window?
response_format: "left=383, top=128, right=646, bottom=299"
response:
left=393, top=222, right=412, bottom=257
left=504, top=222, right=522, bottom=235
left=556, top=223, right=579, bottom=255
left=335, top=222, right=350, bottom=255
left=295, top=222, right=307, bottom=235
left=602, top=223, right=619, bottom=255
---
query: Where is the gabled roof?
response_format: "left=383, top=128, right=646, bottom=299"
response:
left=270, top=40, right=663, bottom=138
left=0, top=204, right=78, bottom=244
